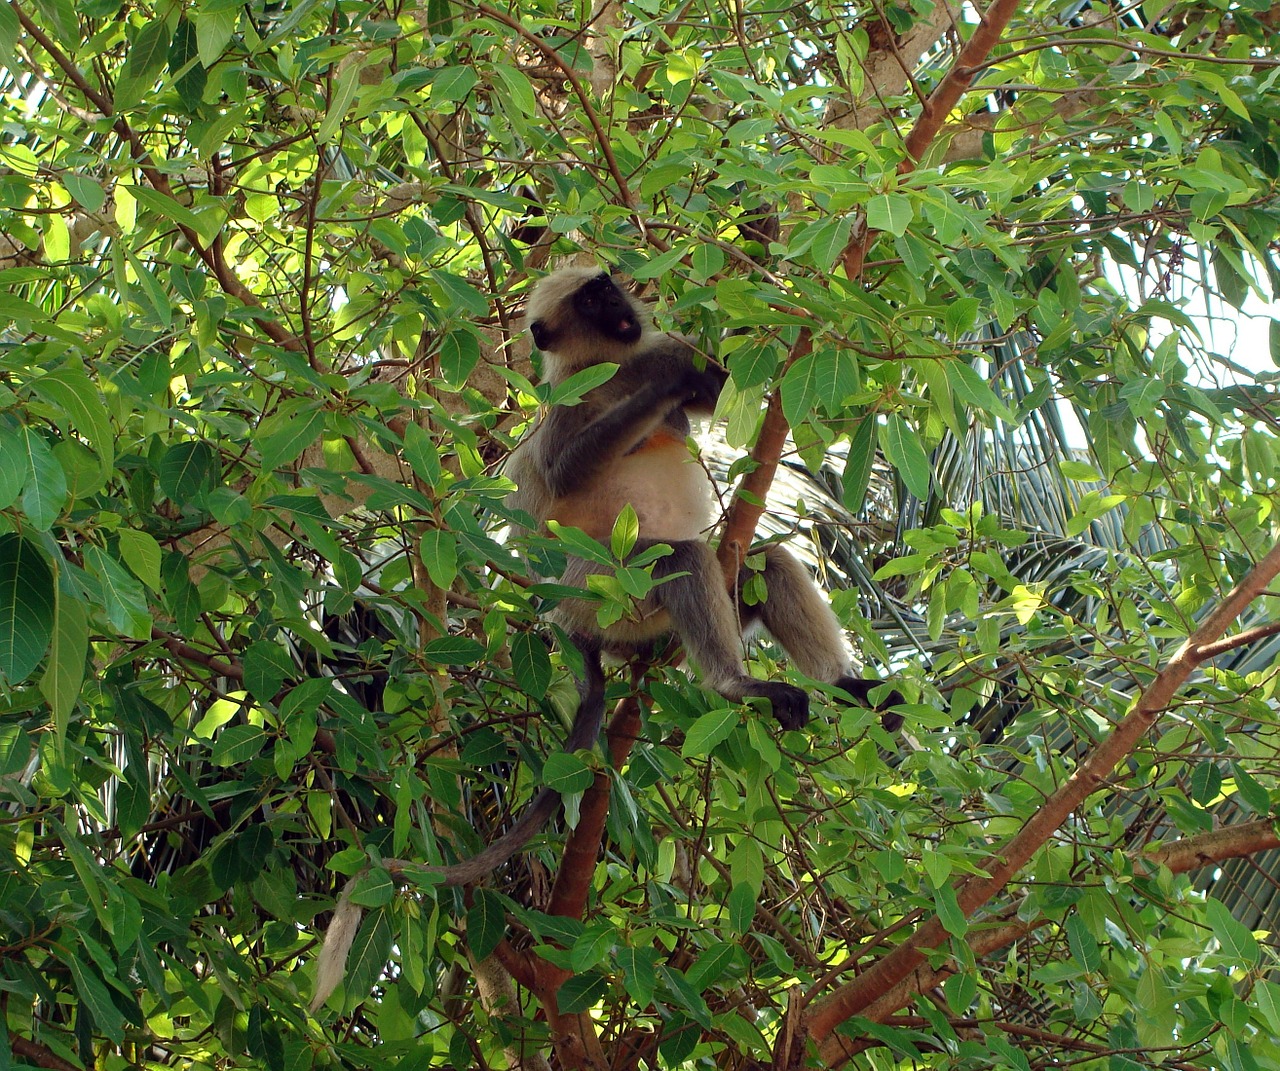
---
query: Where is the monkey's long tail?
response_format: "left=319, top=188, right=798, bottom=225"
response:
left=419, top=635, right=607, bottom=887
left=310, top=640, right=607, bottom=1009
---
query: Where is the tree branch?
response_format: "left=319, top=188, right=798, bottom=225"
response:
left=804, top=537, right=1280, bottom=1058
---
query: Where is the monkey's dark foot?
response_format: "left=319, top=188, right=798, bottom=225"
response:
left=833, top=676, right=906, bottom=733
left=745, top=682, right=810, bottom=731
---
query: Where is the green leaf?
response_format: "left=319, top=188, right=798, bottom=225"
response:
left=401, top=421, right=442, bottom=486
left=419, top=529, right=458, bottom=589
left=247, top=1005, right=285, bottom=1071
left=211, top=724, right=266, bottom=766
left=168, top=17, right=207, bottom=112
left=62, top=172, right=105, bottom=213
left=0, top=423, right=26, bottom=509
left=618, top=946, right=658, bottom=1007
left=0, top=534, right=55, bottom=684
left=39, top=589, right=87, bottom=750
left=611, top=503, right=639, bottom=559
left=570, top=925, right=615, bottom=972
left=317, top=57, right=361, bottom=144
left=842, top=415, right=876, bottom=513
left=196, top=7, right=236, bottom=68
left=543, top=751, right=594, bottom=794
left=1205, top=897, right=1259, bottom=967
left=65, top=952, right=126, bottom=1045
left=681, top=707, right=738, bottom=758
left=431, top=66, right=479, bottom=103
left=257, top=403, right=326, bottom=470
left=726, top=882, right=757, bottom=936
left=115, top=19, right=171, bottom=109
left=510, top=632, right=552, bottom=699
left=879, top=415, right=932, bottom=500
left=243, top=640, right=293, bottom=702
left=1065, top=913, right=1100, bottom=972
left=545, top=367, right=619, bottom=407
left=467, top=889, right=507, bottom=960
left=33, top=363, right=115, bottom=477
left=84, top=546, right=152, bottom=640
left=344, top=907, right=394, bottom=1003
left=934, top=881, right=967, bottom=937
left=19, top=427, right=67, bottom=530
left=159, top=441, right=218, bottom=505
left=116, top=529, right=161, bottom=591
left=867, top=192, right=913, bottom=236
left=423, top=636, right=486, bottom=665
left=559, top=971, right=610, bottom=1013
left=0, top=3, right=17, bottom=68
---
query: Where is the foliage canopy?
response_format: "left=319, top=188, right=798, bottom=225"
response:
left=3, top=0, right=1280, bottom=1068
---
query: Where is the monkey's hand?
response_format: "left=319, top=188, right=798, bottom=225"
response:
left=679, top=360, right=728, bottom=414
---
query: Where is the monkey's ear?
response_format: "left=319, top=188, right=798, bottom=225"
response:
left=529, top=320, right=553, bottom=349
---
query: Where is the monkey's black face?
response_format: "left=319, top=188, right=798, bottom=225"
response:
left=572, top=273, right=642, bottom=344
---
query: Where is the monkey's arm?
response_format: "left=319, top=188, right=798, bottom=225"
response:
left=539, top=351, right=718, bottom=497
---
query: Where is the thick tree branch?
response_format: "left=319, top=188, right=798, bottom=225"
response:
left=803, top=538, right=1280, bottom=1060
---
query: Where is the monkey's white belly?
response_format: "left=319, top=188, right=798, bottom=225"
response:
left=552, top=439, right=714, bottom=543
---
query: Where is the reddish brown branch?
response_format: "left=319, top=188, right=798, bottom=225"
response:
left=804, top=538, right=1280, bottom=1061
left=841, top=0, right=1024, bottom=279
left=716, top=331, right=812, bottom=571
left=546, top=695, right=643, bottom=919
left=11, top=1037, right=80, bottom=1071
left=1144, top=818, right=1280, bottom=874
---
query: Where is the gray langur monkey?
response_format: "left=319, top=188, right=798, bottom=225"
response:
left=508, top=266, right=901, bottom=732
left=416, top=266, right=900, bottom=887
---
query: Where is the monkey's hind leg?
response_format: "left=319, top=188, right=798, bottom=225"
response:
left=649, top=540, right=810, bottom=731
left=745, top=546, right=904, bottom=731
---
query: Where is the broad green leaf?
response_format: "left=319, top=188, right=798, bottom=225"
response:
left=431, top=66, right=479, bottom=103
left=867, top=192, right=913, bottom=236
left=570, top=925, right=615, bottom=973
left=115, top=19, right=171, bottom=110
left=257, top=403, right=326, bottom=470
left=681, top=707, right=738, bottom=758
left=39, top=589, right=87, bottom=750
left=211, top=724, right=266, bottom=767
left=466, top=889, right=506, bottom=960
left=19, top=426, right=67, bottom=530
left=510, top=631, right=552, bottom=699
left=842, top=415, right=876, bottom=513
left=559, top=971, right=610, bottom=1014
left=84, top=546, right=151, bottom=640
left=611, top=503, right=639, bottom=559
left=344, top=907, right=394, bottom=1002
left=65, top=952, right=126, bottom=1044
left=0, top=423, right=25, bottom=508
left=934, top=881, right=967, bottom=937
left=618, top=946, right=658, bottom=1007
left=0, top=3, right=18, bottom=68
left=33, top=363, right=115, bottom=477
left=1206, top=897, right=1260, bottom=966
left=0, top=534, right=55, bottom=684
left=879, top=415, right=932, bottom=500
left=401, top=421, right=442, bottom=486
left=159, top=440, right=218, bottom=505
left=243, top=640, right=293, bottom=702
left=0, top=295, right=48, bottom=323
left=196, top=7, right=237, bottom=67
left=423, top=636, right=486, bottom=664
left=419, top=528, right=458, bottom=589
left=317, top=58, right=361, bottom=144
left=116, top=529, right=161, bottom=591
left=543, top=751, right=594, bottom=794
